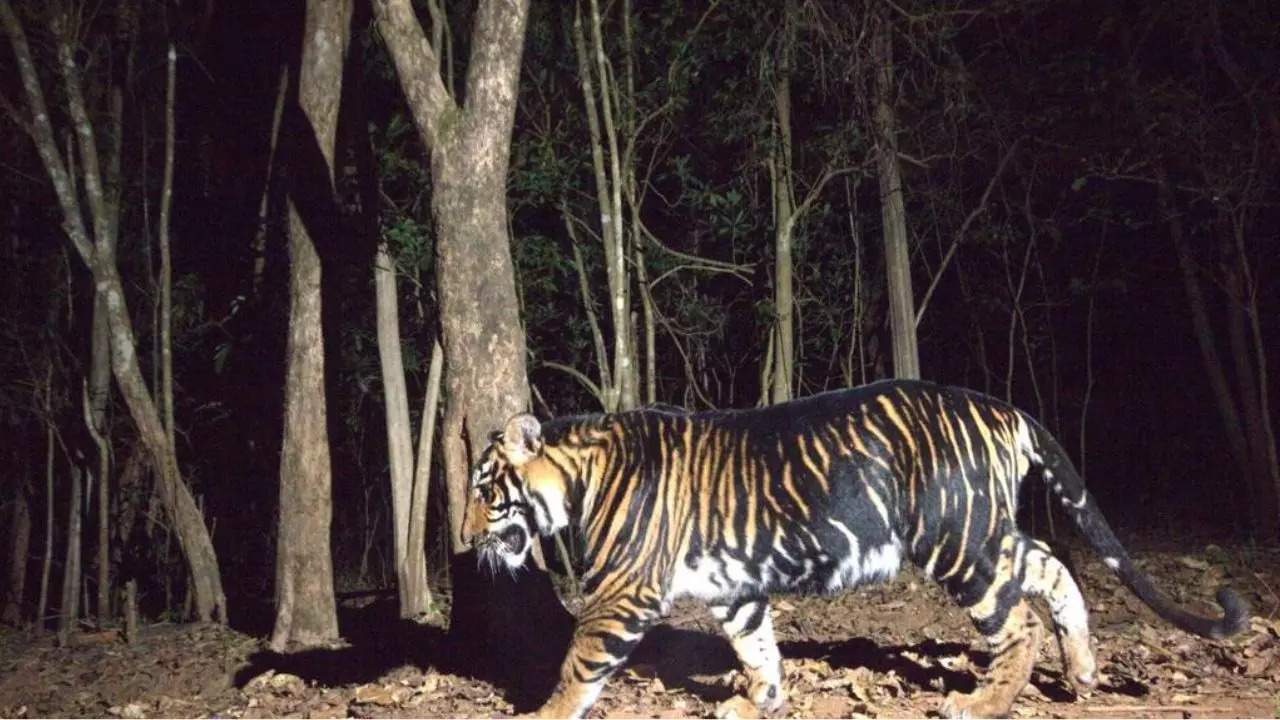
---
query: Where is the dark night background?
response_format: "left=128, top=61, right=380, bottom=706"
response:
left=0, top=0, right=1276, bottom=625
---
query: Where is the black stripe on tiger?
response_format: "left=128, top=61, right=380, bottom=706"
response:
left=461, top=379, right=1248, bottom=719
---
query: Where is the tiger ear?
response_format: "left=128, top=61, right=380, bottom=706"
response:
left=501, top=413, right=543, bottom=466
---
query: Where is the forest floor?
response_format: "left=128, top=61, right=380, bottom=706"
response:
left=2, top=536, right=1280, bottom=719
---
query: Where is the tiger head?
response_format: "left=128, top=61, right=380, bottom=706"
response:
left=462, top=413, right=569, bottom=572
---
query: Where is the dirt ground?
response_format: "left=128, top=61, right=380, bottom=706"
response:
left=2, top=537, right=1279, bottom=719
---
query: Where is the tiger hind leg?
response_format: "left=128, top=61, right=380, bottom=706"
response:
left=712, top=598, right=786, bottom=716
left=1019, top=540, right=1097, bottom=695
left=943, top=597, right=1045, bottom=719
left=940, top=534, right=1045, bottom=719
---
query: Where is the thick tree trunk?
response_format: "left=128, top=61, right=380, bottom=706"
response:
left=871, top=11, right=920, bottom=380
left=374, top=0, right=573, bottom=695
left=270, top=0, right=349, bottom=650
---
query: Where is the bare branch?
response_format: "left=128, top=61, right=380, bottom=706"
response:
left=372, top=0, right=455, bottom=149
left=0, top=0, right=94, bottom=264
left=562, top=205, right=613, bottom=401
left=51, top=6, right=114, bottom=256
left=915, top=136, right=1022, bottom=327
left=0, top=87, right=33, bottom=135
left=541, top=361, right=605, bottom=405
left=635, top=220, right=754, bottom=285
left=790, top=163, right=862, bottom=229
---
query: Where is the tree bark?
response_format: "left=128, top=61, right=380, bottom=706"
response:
left=270, top=0, right=349, bottom=650
left=374, top=0, right=573, bottom=690
left=871, top=10, right=920, bottom=380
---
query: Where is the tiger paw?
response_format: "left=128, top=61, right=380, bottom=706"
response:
left=940, top=688, right=1014, bottom=719
left=730, top=667, right=785, bottom=716
left=1055, top=632, right=1097, bottom=696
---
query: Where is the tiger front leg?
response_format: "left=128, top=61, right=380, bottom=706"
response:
left=712, top=598, right=786, bottom=716
left=536, top=603, right=659, bottom=719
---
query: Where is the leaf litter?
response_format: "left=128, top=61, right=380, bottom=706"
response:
left=0, top=538, right=1277, bottom=718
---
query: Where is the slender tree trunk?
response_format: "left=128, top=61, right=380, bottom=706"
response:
left=252, top=67, right=289, bottom=302
left=871, top=10, right=919, bottom=380
left=1078, top=230, right=1106, bottom=479
left=587, top=0, right=637, bottom=411
left=770, top=7, right=796, bottom=404
left=1, top=0, right=227, bottom=623
left=406, top=339, right=444, bottom=614
left=159, top=46, right=177, bottom=456
left=91, top=84, right=123, bottom=627
left=1164, top=178, right=1273, bottom=537
left=58, top=463, right=83, bottom=643
left=88, top=295, right=112, bottom=623
left=635, top=240, right=657, bottom=405
left=1222, top=231, right=1279, bottom=537
left=4, top=479, right=32, bottom=625
left=270, top=0, right=349, bottom=650
left=375, top=242, right=431, bottom=618
left=620, top=0, right=655, bottom=406
left=37, top=371, right=54, bottom=631
left=572, top=0, right=636, bottom=412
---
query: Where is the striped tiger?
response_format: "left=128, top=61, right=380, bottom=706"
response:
left=462, top=379, right=1247, bottom=718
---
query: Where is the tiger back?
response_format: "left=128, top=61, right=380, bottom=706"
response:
left=463, top=379, right=1247, bottom=719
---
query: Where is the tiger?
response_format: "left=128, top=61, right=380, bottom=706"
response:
left=462, top=379, right=1247, bottom=718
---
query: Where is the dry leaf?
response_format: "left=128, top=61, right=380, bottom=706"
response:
left=352, top=683, right=399, bottom=706
left=265, top=673, right=305, bottom=695
left=1243, top=655, right=1274, bottom=678
left=775, top=599, right=797, bottom=612
left=848, top=667, right=875, bottom=702
left=714, top=696, right=758, bottom=719
left=877, top=669, right=905, bottom=696
left=1177, top=556, right=1210, bottom=571
left=810, top=695, right=850, bottom=717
